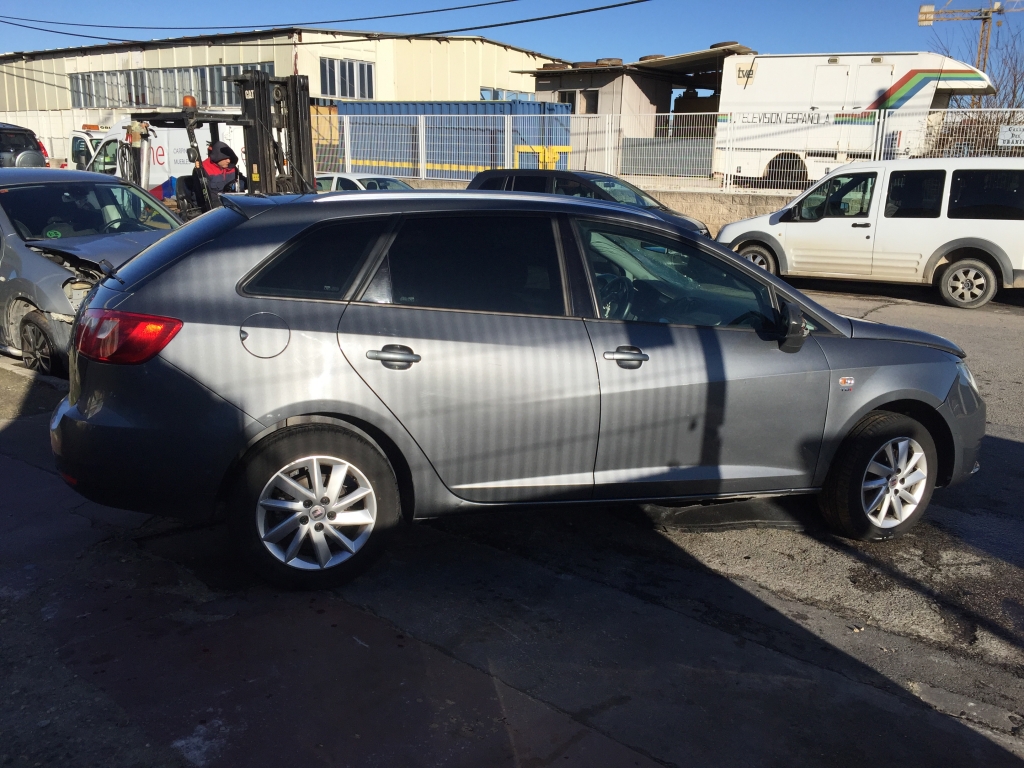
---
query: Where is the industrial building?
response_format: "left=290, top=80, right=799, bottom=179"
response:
left=0, top=27, right=560, bottom=162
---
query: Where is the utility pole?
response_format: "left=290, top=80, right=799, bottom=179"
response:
left=918, top=1, right=1023, bottom=106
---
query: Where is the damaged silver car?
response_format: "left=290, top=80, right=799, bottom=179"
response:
left=0, top=169, right=180, bottom=375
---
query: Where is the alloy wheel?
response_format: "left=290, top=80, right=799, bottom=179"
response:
left=20, top=323, right=52, bottom=374
left=946, top=267, right=988, bottom=304
left=861, top=437, right=929, bottom=528
left=256, top=455, right=377, bottom=570
left=744, top=253, right=771, bottom=270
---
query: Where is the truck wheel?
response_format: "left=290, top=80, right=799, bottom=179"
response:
left=738, top=243, right=778, bottom=274
left=939, top=258, right=997, bottom=309
left=229, top=424, right=402, bottom=589
left=819, top=411, right=937, bottom=541
left=764, top=153, right=808, bottom=189
left=19, top=310, right=65, bottom=377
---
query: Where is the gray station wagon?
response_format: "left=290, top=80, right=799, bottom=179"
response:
left=51, top=191, right=985, bottom=588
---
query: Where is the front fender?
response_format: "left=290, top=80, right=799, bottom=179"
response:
left=726, top=230, right=791, bottom=274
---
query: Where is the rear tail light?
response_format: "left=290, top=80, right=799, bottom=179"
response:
left=74, top=309, right=182, bottom=365
left=37, top=140, right=50, bottom=167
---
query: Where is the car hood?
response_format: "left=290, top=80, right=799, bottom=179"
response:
left=29, top=230, right=169, bottom=269
left=847, top=317, right=965, bottom=358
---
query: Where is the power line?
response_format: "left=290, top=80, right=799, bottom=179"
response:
left=0, top=0, right=524, bottom=32
left=0, top=1, right=649, bottom=50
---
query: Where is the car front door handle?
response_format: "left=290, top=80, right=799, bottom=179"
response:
left=603, top=346, right=650, bottom=369
left=851, top=222, right=871, bottom=228
left=367, top=344, right=421, bottom=370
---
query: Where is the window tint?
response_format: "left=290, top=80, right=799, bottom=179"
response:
left=476, top=175, right=507, bottom=191
left=576, top=219, right=775, bottom=330
left=336, top=177, right=360, bottom=191
left=361, top=178, right=412, bottom=190
left=885, top=170, right=945, bottom=218
left=554, top=177, right=596, bottom=198
left=247, top=218, right=388, bottom=299
left=948, top=169, right=1024, bottom=220
left=511, top=175, right=549, bottom=193
left=383, top=215, right=564, bottom=316
left=796, top=173, right=875, bottom=221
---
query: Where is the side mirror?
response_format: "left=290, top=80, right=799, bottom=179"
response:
left=75, top=162, right=86, bottom=171
left=186, top=147, right=200, bottom=163
left=778, top=301, right=808, bottom=353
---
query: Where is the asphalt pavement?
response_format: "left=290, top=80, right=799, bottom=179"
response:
left=1, top=282, right=1023, bottom=767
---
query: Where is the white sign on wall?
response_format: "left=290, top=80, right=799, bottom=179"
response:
left=998, top=125, right=1024, bottom=146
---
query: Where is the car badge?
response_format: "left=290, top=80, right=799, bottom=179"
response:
left=839, top=376, right=855, bottom=392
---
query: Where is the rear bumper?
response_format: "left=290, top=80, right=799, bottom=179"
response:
left=937, top=369, right=985, bottom=487
left=50, top=355, right=260, bottom=522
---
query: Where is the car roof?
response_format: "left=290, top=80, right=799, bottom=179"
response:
left=832, top=157, right=1024, bottom=172
left=317, top=172, right=409, bottom=180
left=0, top=168, right=130, bottom=184
left=0, top=123, right=34, bottom=133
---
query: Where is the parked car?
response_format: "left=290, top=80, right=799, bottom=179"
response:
left=1, top=123, right=47, bottom=168
left=468, top=169, right=711, bottom=236
left=316, top=173, right=415, bottom=192
left=51, top=190, right=984, bottom=588
left=0, top=169, right=181, bottom=376
left=717, top=157, right=1024, bottom=309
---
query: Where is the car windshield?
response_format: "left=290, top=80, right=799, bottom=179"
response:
left=361, top=177, right=413, bottom=190
left=0, top=181, right=179, bottom=241
left=580, top=174, right=665, bottom=209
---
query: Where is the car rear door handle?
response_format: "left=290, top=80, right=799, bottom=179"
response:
left=367, top=344, right=421, bottom=370
left=851, top=222, right=871, bottom=228
left=603, top=346, right=649, bottom=369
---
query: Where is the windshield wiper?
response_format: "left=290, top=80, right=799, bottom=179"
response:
left=98, top=259, right=125, bottom=285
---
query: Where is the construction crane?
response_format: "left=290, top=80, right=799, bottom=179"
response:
left=919, top=1, right=1024, bottom=105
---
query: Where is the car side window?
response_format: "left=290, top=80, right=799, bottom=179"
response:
left=554, top=177, right=596, bottom=198
left=476, top=176, right=508, bottom=191
left=885, top=170, right=945, bottom=218
left=796, top=173, right=876, bottom=221
left=371, top=215, right=565, bottom=316
left=246, top=218, right=390, bottom=300
left=575, top=219, right=775, bottom=330
left=948, top=169, right=1024, bottom=220
left=315, top=177, right=333, bottom=192
left=511, top=175, right=549, bottom=193
left=336, top=177, right=361, bottom=191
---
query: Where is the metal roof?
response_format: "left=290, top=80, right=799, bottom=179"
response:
left=519, top=44, right=755, bottom=79
left=0, top=27, right=565, bottom=64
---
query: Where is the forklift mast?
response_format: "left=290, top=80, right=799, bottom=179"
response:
left=130, top=70, right=315, bottom=214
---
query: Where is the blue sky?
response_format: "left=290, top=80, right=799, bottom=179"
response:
left=0, top=0, right=1002, bottom=64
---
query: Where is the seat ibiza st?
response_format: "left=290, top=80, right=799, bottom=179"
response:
left=51, top=191, right=985, bottom=587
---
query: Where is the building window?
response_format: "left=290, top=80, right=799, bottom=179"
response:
left=319, top=57, right=375, bottom=99
left=68, top=62, right=274, bottom=109
left=480, top=87, right=535, bottom=101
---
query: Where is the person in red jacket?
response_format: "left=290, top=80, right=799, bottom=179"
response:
left=200, top=141, right=239, bottom=198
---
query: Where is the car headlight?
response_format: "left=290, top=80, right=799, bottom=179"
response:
left=956, top=361, right=979, bottom=393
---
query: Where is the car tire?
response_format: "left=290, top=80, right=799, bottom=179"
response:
left=19, top=310, right=65, bottom=377
left=738, top=243, right=778, bottom=274
left=229, top=424, right=402, bottom=589
left=939, top=258, right=998, bottom=309
left=819, top=411, right=937, bottom=541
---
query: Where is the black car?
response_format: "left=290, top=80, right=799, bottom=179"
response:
left=468, top=169, right=710, bottom=236
left=0, top=123, right=46, bottom=168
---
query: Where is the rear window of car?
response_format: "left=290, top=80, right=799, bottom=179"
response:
left=114, top=206, right=243, bottom=289
left=476, top=175, right=508, bottom=191
left=884, top=170, right=945, bottom=218
left=246, top=217, right=390, bottom=300
left=948, top=169, right=1024, bottom=220
left=374, top=214, right=565, bottom=316
left=0, top=131, right=37, bottom=153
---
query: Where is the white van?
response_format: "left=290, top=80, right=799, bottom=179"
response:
left=713, top=52, right=995, bottom=184
left=74, top=119, right=245, bottom=201
left=716, top=158, right=1024, bottom=308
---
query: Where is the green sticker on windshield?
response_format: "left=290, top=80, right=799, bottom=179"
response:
left=45, top=229, right=62, bottom=239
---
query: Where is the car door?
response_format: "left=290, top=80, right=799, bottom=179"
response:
left=87, top=139, right=120, bottom=176
left=337, top=212, right=601, bottom=503
left=572, top=218, right=831, bottom=499
left=781, top=170, right=879, bottom=275
left=871, top=168, right=946, bottom=280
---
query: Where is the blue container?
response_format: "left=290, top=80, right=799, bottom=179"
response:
left=320, top=100, right=571, bottom=116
